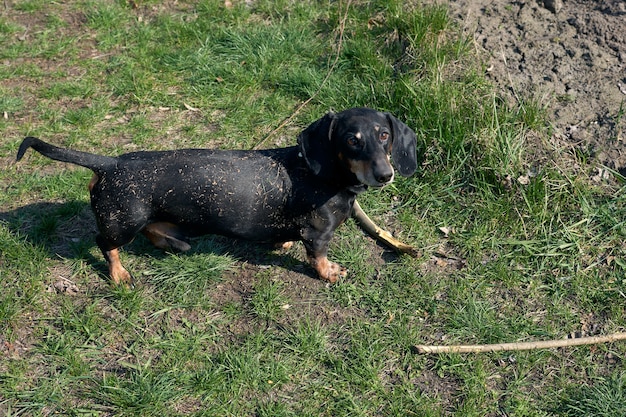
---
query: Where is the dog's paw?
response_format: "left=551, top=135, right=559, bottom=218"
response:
left=323, top=261, right=348, bottom=283
left=110, top=265, right=135, bottom=288
left=275, top=241, right=294, bottom=250
left=309, top=256, right=347, bottom=283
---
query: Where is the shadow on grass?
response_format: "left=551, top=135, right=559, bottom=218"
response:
left=0, top=201, right=320, bottom=281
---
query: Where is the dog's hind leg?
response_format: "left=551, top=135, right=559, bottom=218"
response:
left=142, top=222, right=191, bottom=252
left=275, top=241, right=294, bottom=250
left=96, top=235, right=134, bottom=287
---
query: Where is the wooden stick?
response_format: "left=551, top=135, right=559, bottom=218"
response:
left=414, top=332, right=626, bottom=354
left=352, top=200, right=419, bottom=257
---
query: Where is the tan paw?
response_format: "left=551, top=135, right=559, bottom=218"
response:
left=110, top=263, right=134, bottom=288
left=275, top=241, right=294, bottom=250
left=309, top=256, right=348, bottom=283
left=107, top=248, right=134, bottom=288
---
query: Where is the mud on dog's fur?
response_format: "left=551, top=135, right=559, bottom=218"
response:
left=17, top=107, right=417, bottom=285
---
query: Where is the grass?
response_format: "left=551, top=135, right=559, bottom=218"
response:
left=555, top=373, right=626, bottom=417
left=1, top=0, right=625, bottom=415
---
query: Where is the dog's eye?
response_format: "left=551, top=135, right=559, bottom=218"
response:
left=347, top=136, right=361, bottom=147
left=379, top=132, right=390, bottom=142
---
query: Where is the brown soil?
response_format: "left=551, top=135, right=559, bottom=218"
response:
left=443, top=0, right=626, bottom=171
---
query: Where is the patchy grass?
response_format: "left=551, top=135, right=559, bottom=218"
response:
left=1, top=0, right=626, bottom=415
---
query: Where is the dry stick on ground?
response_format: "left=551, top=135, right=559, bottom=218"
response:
left=352, top=200, right=419, bottom=257
left=414, top=332, right=626, bottom=354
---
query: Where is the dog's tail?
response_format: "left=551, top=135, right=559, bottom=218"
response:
left=17, top=137, right=116, bottom=173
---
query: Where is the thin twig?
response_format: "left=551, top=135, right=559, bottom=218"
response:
left=251, top=0, right=352, bottom=150
left=414, top=332, right=626, bottom=354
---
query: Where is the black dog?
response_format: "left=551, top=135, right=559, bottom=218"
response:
left=17, top=108, right=417, bottom=285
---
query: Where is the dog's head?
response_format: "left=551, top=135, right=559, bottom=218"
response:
left=297, top=107, right=417, bottom=187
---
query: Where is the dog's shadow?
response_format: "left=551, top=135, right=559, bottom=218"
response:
left=0, top=201, right=317, bottom=281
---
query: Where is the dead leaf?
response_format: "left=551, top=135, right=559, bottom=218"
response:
left=386, top=312, right=395, bottom=324
left=368, top=18, right=381, bottom=30
left=435, top=257, right=448, bottom=267
left=501, top=174, right=513, bottom=189
left=49, top=279, right=79, bottom=295
left=591, top=167, right=610, bottom=182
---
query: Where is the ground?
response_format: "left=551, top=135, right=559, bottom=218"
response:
left=2, top=0, right=626, bottom=414
left=443, top=0, right=626, bottom=172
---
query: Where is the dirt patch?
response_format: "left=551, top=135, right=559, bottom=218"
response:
left=442, top=0, right=626, bottom=171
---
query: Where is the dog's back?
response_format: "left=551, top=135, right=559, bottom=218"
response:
left=90, top=146, right=341, bottom=243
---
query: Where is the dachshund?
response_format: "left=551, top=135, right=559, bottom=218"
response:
left=17, top=107, right=417, bottom=285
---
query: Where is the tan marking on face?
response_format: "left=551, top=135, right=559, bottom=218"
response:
left=348, top=157, right=394, bottom=186
left=374, top=125, right=380, bottom=131
left=355, top=132, right=362, bottom=139
left=347, top=159, right=371, bottom=180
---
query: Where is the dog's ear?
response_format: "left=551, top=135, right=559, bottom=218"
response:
left=386, top=113, right=417, bottom=177
left=297, top=111, right=338, bottom=179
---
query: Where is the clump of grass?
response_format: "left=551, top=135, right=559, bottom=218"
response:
left=249, top=275, right=288, bottom=322
left=556, top=374, right=626, bottom=417
left=147, top=247, right=235, bottom=305
left=90, top=368, right=180, bottom=415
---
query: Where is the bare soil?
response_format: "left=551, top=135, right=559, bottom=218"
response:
left=443, top=0, right=626, bottom=171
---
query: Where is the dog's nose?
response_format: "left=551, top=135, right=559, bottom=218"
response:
left=376, top=171, right=393, bottom=184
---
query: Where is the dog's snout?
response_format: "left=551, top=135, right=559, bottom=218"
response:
left=372, top=160, right=394, bottom=185
left=376, top=170, right=393, bottom=184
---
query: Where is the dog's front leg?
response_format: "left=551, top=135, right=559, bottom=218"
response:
left=303, top=238, right=347, bottom=283
left=307, top=254, right=347, bottom=283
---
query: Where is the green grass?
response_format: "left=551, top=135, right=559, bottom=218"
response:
left=555, top=373, right=626, bottom=417
left=1, top=0, right=626, bottom=415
